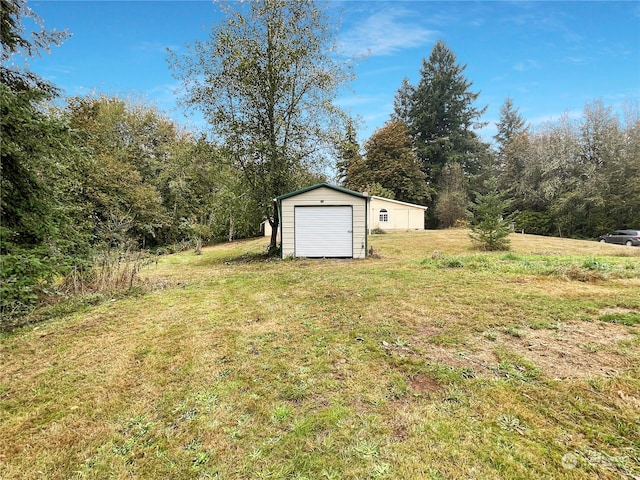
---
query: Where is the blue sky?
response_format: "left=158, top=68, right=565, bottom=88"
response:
left=24, top=1, right=640, bottom=143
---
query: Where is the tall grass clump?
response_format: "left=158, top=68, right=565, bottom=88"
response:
left=1, top=245, right=157, bottom=332
left=64, top=245, right=156, bottom=295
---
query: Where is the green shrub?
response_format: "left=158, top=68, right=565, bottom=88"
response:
left=0, top=244, right=57, bottom=331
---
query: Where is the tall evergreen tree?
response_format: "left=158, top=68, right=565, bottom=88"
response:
left=406, top=40, right=488, bottom=183
left=393, top=40, right=488, bottom=227
left=1, top=0, right=71, bottom=235
left=1, top=0, right=69, bottom=93
left=0, top=0, right=82, bottom=325
left=391, top=77, right=415, bottom=124
left=336, top=118, right=367, bottom=191
left=494, top=96, right=527, bottom=155
left=494, top=96, right=528, bottom=206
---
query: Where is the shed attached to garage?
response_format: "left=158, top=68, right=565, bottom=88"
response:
left=276, top=183, right=369, bottom=259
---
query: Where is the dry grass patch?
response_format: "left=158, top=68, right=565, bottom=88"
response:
left=385, top=320, right=638, bottom=381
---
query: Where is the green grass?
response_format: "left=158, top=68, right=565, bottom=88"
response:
left=1, top=230, right=639, bottom=479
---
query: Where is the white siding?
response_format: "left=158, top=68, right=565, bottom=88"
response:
left=369, top=197, right=426, bottom=231
left=280, top=186, right=367, bottom=258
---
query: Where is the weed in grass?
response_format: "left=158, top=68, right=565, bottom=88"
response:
left=271, top=403, right=292, bottom=424
left=371, top=462, right=391, bottom=478
left=173, top=402, right=199, bottom=423
left=494, top=360, right=540, bottom=382
left=496, top=414, right=527, bottom=434
left=321, top=468, right=341, bottom=480
left=427, top=469, right=446, bottom=480
left=191, top=450, right=211, bottom=470
left=484, top=331, right=497, bottom=341
left=388, top=375, right=409, bottom=400
left=353, top=439, right=380, bottom=458
left=576, top=447, right=640, bottom=479
left=392, top=337, right=410, bottom=347
left=184, top=438, right=203, bottom=451
left=582, top=257, right=611, bottom=271
left=248, top=448, right=263, bottom=459
left=503, top=325, right=524, bottom=338
left=439, top=257, right=464, bottom=268
left=582, top=342, right=603, bottom=353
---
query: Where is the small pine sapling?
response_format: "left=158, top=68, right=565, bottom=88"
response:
left=469, top=178, right=515, bottom=251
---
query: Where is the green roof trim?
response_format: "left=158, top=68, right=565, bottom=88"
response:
left=275, top=183, right=367, bottom=202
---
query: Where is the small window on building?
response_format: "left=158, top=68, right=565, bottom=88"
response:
left=379, top=209, right=388, bottom=222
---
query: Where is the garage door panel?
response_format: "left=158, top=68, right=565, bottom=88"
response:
left=295, top=206, right=352, bottom=257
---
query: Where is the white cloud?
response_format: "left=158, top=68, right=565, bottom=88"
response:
left=514, top=59, right=541, bottom=72
left=563, top=56, right=588, bottom=65
left=339, top=7, right=436, bottom=57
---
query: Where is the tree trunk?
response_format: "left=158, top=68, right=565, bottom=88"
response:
left=268, top=199, right=280, bottom=256
left=228, top=214, right=234, bottom=242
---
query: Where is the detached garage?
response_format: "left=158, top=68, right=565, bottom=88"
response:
left=276, top=183, right=369, bottom=259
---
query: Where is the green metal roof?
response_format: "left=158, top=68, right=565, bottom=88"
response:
left=275, top=183, right=368, bottom=202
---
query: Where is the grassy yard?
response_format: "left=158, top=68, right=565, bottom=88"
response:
left=1, top=230, right=639, bottom=479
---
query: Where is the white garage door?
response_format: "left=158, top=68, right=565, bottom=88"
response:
left=295, top=206, right=353, bottom=257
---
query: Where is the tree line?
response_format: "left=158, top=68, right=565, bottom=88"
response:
left=2, top=87, right=271, bottom=325
left=337, top=41, right=640, bottom=239
left=2, top=0, right=639, bottom=328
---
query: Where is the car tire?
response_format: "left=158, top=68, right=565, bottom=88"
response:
left=600, top=239, right=606, bottom=243
left=626, top=240, right=633, bottom=247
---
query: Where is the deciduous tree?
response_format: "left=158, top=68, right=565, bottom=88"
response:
left=434, top=163, right=469, bottom=228
left=362, top=119, right=431, bottom=205
left=168, top=0, right=353, bottom=254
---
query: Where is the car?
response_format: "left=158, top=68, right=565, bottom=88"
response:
left=598, top=230, right=640, bottom=246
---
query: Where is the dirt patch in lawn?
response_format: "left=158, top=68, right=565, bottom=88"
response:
left=408, top=373, right=443, bottom=394
left=402, top=321, right=638, bottom=380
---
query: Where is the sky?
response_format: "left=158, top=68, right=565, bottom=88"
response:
left=20, top=0, right=640, bottom=144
